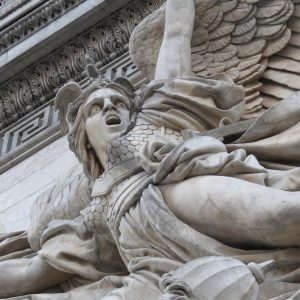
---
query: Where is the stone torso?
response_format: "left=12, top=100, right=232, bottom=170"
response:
left=81, top=116, right=183, bottom=236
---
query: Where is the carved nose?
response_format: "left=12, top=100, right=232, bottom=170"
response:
left=102, top=98, right=116, bottom=113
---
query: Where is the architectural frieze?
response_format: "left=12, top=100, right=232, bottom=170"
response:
left=0, top=52, right=144, bottom=173
left=0, top=0, right=32, bottom=20
left=0, top=0, right=165, bottom=131
left=0, top=0, right=22, bottom=7
left=0, top=0, right=86, bottom=53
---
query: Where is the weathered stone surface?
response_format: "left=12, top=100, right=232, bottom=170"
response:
left=0, top=137, right=77, bottom=232
left=269, top=55, right=300, bottom=74
left=1, top=0, right=300, bottom=299
left=260, top=81, right=296, bottom=99
left=0, top=0, right=164, bottom=131
left=263, top=69, right=300, bottom=90
left=130, top=0, right=300, bottom=119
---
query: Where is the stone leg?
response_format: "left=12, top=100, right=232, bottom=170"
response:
left=161, top=175, right=300, bottom=248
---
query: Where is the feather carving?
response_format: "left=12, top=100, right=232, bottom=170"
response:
left=129, top=0, right=300, bottom=118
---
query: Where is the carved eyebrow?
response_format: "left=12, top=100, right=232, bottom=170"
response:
left=110, top=94, right=129, bottom=103
left=108, top=95, right=131, bottom=108
left=87, top=93, right=127, bottom=102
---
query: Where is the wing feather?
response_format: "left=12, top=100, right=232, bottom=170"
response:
left=244, top=82, right=262, bottom=94
left=237, top=64, right=266, bottom=84
left=232, top=18, right=256, bottom=36
left=263, top=69, right=300, bottom=89
left=129, top=0, right=300, bottom=119
left=223, top=2, right=253, bottom=22
left=264, top=28, right=291, bottom=57
left=269, top=55, right=300, bottom=74
left=218, top=0, right=238, bottom=13
left=294, top=3, right=300, bottom=16
left=212, top=45, right=238, bottom=61
left=262, top=95, right=280, bottom=108
left=208, top=35, right=231, bottom=52
left=279, top=44, right=300, bottom=60
left=198, top=6, right=223, bottom=31
left=245, top=97, right=263, bottom=111
left=208, top=62, right=227, bottom=74
left=257, top=0, right=293, bottom=24
left=225, top=67, right=240, bottom=80
left=225, top=58, right=240, bottom=68
left=289, top=32, right=300, bottom=45
left=260, top=80, right=297, bottom=98
left=231, top=26, right=257, bottom=43
left=192, top=28, right=209, bottom=45
left=195, top=0, right=218, bottom=12
left=210, top=22, right=235, bottom=39
left=245, top=91, right=260, bottom=103
left=256, top=0, right=287, bottom=19
left=238, top=54, right=262, bottom=70
left=255, top=24, right=286, bottom=38
left=236, top=40, right=266, bottom=58
left=288, top=15, right=300, bottom=32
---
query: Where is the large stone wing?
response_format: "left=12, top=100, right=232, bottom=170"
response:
left=129, top=0, right=300, bottom=119
left=27, top=162, right=91, bottom=251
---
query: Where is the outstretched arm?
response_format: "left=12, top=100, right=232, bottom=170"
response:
left=155, top=0, right=195, bottom=80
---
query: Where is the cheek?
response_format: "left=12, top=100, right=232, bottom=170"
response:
left=85, top=116, right=104, bottom=139
left=120, top=110, right=130, bottom=123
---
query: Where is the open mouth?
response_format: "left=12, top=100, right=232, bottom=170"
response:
left=106, top=115, right=121, bottom=126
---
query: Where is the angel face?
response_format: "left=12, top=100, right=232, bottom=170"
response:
left=84, top=88, right=131, bottom=165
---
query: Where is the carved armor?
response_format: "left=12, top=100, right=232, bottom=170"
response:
left=81, top=118, right=183, bottom=235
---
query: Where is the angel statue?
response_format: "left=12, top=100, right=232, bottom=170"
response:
left=1, top=0, right=300, bottom=299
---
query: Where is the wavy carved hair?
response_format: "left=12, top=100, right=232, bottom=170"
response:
left=67, top=78, right=135, bottom=180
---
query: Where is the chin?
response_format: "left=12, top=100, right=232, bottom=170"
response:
left=104, top=124, right=125, bottom=141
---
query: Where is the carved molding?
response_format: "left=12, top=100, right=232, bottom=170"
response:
left=0, top=0, right=165, bottom=131
left=0, top=103, right=59, bottom=157
left=0, top=0, right=13, bottom=7
left=0, top=52, right=145, bottom=173
left=0, top=0, right=31, bottom=19
left=0, top=0, right=86, bottom=53
left=0, top=0, right=27, bottom=8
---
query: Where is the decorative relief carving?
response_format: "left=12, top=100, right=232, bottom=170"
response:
left=101, top=54, right=139, bottom=81
left=0, top=0, right=86, bottom=53
left=0, top=104, right=58, bottom=157
left=0, top=52, right=141, bottom=162
left=0, top=0, right=28, bottom=8
left=131, top=0, right=300, bottom=119
left=0, top=0, right=165, bottom=131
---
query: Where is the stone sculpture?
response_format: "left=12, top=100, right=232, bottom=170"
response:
left=1, top=0, right=300, bottom=299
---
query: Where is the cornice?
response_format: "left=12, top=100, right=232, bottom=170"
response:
left=0, top=0, right=86, bottom=54
left=0, top=52, right=146, bottom=173
left=0, top=0, right=165, bottom=130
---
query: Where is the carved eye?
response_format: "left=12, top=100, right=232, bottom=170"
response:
left=116, top=101, right=127, bottom=109
left=89, top=104, right=102, bottom=116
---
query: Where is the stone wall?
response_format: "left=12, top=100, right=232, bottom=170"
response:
left=0, top=136, right=77, bottom=232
